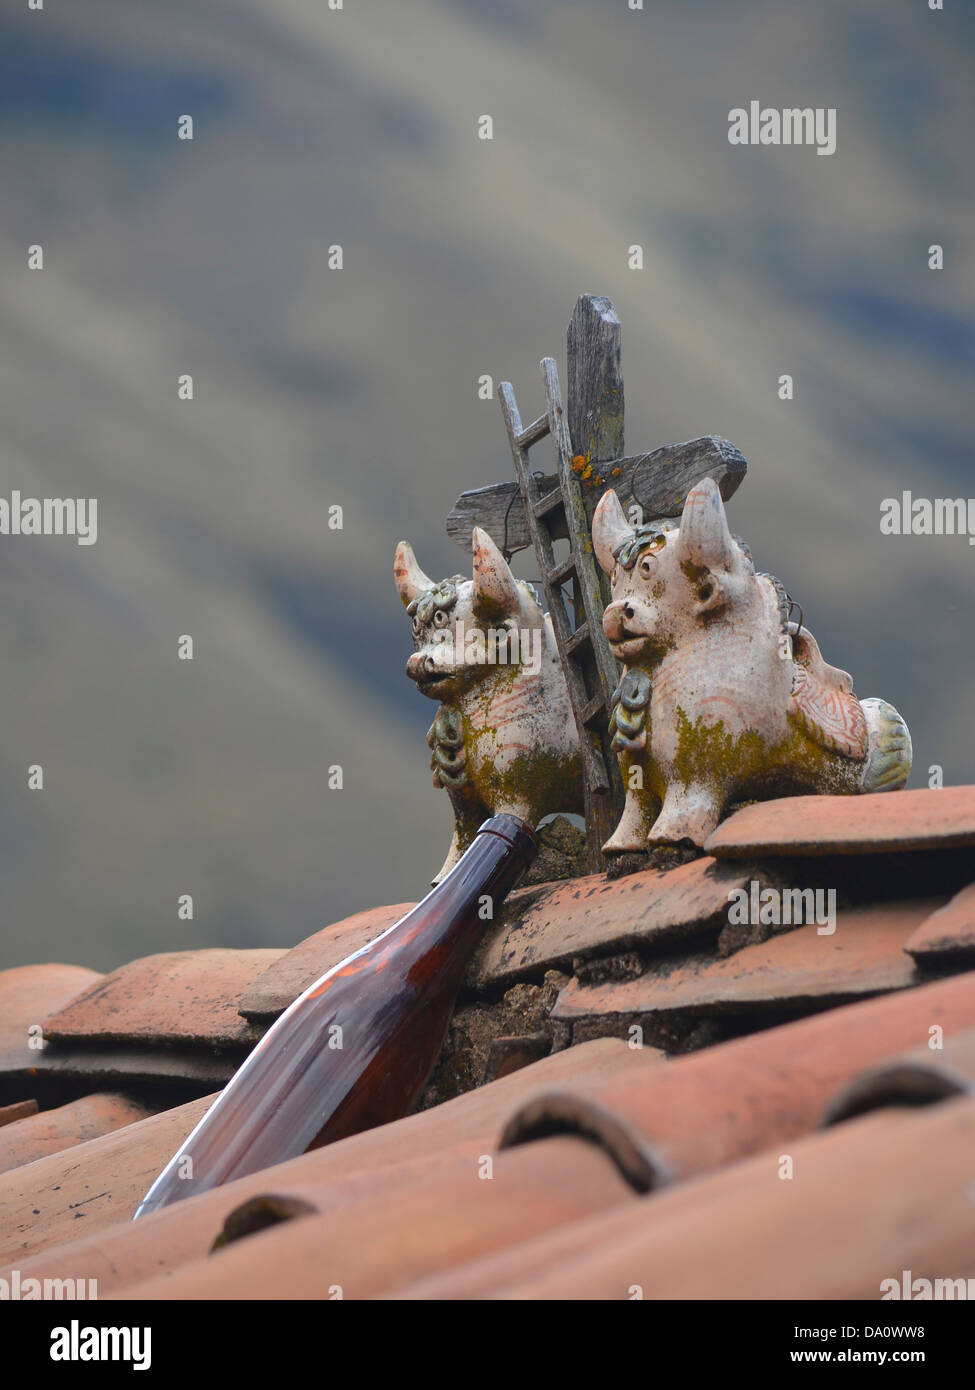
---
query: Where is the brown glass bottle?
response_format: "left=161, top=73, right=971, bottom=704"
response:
left=133, top=814, right=537, bottom=1220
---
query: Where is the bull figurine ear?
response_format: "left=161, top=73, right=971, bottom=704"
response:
left=472, top=526, right=519, bottom=619
left=394, top=541, right=434, bottom=609
left=592, top=490, right=634, bottom=575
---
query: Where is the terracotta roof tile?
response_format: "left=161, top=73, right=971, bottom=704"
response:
left=0, top=1037, right=646, bottom=1286
left=9, top=1044, right=254, bottom=1093
left=117, top=1135, right=634, bottom=1301
left=389, top=1097, right=975, bottom=1300
left=704, top=785, right=975, bottom=857
left=822, top=1025, right=975, bottom=1123
left=43, top=949, right=283, bottom=1048
left=469, top=856, right=756, bottom=990
left=0, top=1091, right=214, bottom=1268
left=483, top=1032, right=552, bottom=1082
left=904, top=882, right=975, bottom=965
left=0, top=952, right=290, bottom=1097
left=0, top=1093, right=155, bottom=1175
left=6, top=1144, right=487, bottom=1300
left=553, top=899, right=937, bottom=1027
left=0, top=964, right=102, bottom=1090
left=239, top=904, right=416, bottom=1022
left=505, top=968, right=975, bottom=1188
left=0, top=1100, right=39, bottom=1128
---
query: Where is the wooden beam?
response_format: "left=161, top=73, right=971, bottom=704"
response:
left=445, top=435, right=747, bottom=554
left=567, top=295, right=624, bottom=468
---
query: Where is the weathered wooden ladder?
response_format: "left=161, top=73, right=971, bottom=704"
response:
left=498, top=353, right=624, bottom=870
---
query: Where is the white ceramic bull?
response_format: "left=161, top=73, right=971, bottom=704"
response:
left=591, top=477, right=912, bottom=851
left=394, top=528, right=582, bottom=882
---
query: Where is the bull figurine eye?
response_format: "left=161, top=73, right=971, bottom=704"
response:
left=411, top=617, right=422, bottom=636
left=637, top=535, right=666, bottom=578
left=433, top=610, right=449, bottom=628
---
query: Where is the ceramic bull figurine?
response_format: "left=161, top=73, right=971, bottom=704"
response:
left=591, top=477, right=912, bottom=852
left=394, top=528, right=582, bottom=882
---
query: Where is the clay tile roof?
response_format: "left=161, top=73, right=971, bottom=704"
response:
left=239, top=905, right=416, bottom=1022
left=552, top=899, right=939, bottom=1031
left=503, top=971, right=975, bottom=1188
left=0, top=1100, right=39, bottom=1129
left=704, top=784, right=975, bottom=856
left=390, top=1096, right=975, bottom=1301
left=0, top=1038, right=641, bottom=1290
left=0, top=1093, right=155, bottom=1175
left=0, top=1090, right=216, bottom=1269
left=239, top=861, right=759, bottom=1019
left=469, top=856, right=756, bottom=990
left=822, top=1025, right=975, bottom=1123
left=120, top=1135, right=635, bottom=1302
left=0, top=950, right=284, bottom=1098
left=0, top=964, right=102, bottom=1085
left=43, top=949, right=282, bottom=1048
left=904, top=881, right=975, bottom=965
left=3, top=784, right=975, bottom=1301
left=83, top=971, right=975, bottom=1301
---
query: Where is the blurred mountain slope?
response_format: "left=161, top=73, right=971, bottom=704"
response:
left=0, top=0, right=972, bottom=968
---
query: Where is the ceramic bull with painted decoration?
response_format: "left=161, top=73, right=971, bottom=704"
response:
left=590, top=477, right=912, bottom=852
left=395, top=527, right=582, bottom=882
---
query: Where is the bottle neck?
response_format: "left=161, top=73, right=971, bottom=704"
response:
left=477, top=813, right=539, bottom=866
left=369, top=815, right=538, bottom=991
left=420, top=814, right=537, bottom=928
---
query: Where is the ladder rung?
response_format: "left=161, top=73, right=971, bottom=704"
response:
left=564, top=622, right=590, bottom=655
left=518, top=414, right=550, bottom=448
left=534, top=488, right=564, bottom=519
left=581, top=694, right=606, bottom=727
left=546, top=555, right=576, bottom=587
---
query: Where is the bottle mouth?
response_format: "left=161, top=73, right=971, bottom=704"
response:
left=477, top=814, right=540, bottom=870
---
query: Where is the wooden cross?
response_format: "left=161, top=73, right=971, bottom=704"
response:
left=445, top=295, right=749, bottom=872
